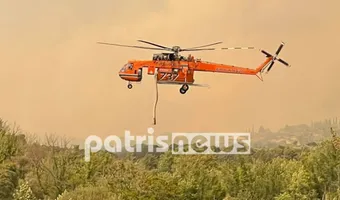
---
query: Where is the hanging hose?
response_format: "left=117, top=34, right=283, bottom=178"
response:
left=153, top=70, right=158, bottom=125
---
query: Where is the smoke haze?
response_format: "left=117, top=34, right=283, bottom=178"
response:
left=0, top=1, right=339, bottom=143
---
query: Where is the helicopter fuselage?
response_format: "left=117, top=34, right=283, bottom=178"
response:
left=118, top=52, right=275, bottom=94
left=118, top=58, right=195, bottom=84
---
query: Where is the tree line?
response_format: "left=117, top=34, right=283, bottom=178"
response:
left=1, top=118, right=340, bottom=199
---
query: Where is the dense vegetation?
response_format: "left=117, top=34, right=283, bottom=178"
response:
left=1, top=118, right=340, bottom=200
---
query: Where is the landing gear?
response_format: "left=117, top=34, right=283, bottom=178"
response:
left=127, top=83, right=132, bottom=89
left=179, top=84, right=189, bottom=94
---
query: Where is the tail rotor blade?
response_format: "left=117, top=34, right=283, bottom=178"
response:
left=261, top=49, right=272, bottom=57
left=275, top=42, right=284, bottom=55
left=277, top=58, right=290, bottom=67
left=266, top=62, right=275, bottom=72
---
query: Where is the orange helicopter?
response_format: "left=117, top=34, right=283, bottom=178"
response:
left=97, top=40, right=290, bottom=94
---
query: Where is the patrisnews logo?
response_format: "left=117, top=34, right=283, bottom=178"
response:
left=171, top=133, right=251, bottom=154
left=84, top=130, right=251, bottom=162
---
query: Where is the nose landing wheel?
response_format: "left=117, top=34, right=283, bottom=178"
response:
left=127, top=83, right=133, bottom=89
left=179, top=84, right=189, bottom=94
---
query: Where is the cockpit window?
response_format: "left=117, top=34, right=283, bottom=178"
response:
left=127, top=63, right=133, bottom=69
left=120, top=65, right=127, bottom=72
left=120, top=63, right=133, bottom=72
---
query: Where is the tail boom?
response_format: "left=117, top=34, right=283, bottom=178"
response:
left=194, top=56, right=273, bottom=76
left=194, top=42, right=290, bottom=81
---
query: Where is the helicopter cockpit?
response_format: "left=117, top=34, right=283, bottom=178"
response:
left=119, top=62, right=142, bottom=83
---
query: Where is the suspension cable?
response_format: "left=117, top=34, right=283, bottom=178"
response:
left=153, top=70, right=158, bottom=125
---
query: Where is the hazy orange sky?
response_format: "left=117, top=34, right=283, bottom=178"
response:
left=1, top=1, right=339, bottom=144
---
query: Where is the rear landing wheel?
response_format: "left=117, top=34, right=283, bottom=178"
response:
left=180, top=84, right=189, bottom=94
left=182, top=84, right=189, bottom=90
left=127, top=83, right=132, bottom=89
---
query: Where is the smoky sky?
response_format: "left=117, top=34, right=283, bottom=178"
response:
left=0, top=1, right=339, bottom=143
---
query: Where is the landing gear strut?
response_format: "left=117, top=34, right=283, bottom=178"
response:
left=179, top=84, right=189, bottom=94
left=127, top=83, right=132, bottom=89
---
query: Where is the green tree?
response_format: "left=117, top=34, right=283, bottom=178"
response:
left=303, top=140, right=340, bottom=198
left=0, top=162, right=19, bottom=200
left=13, top=180, right=37, bottom=200
left=157, top=151, right=174, bottom=172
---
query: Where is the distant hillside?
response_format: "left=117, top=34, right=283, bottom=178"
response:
left=252, top=117, right=340, bottom=147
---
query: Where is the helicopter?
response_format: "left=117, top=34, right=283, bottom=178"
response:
left=97, top=40, right=290, bottom=94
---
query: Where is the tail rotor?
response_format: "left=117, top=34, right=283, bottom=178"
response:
left=260, top=42, right=291, bottom=73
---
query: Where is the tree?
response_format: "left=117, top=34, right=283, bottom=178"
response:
left=13, top=180, right=37, bottom=200
left=0, top=119, right=25, bottom=163
left=0, top=162, right=19, bottom=200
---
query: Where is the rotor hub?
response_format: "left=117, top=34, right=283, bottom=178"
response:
left=172, top=46, right=181, bottom=53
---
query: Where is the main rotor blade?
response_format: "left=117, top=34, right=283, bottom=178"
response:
left=183, top=41, right=223, bottom=50
left=97, top=42, right=165, bottom=50
left=181, top=48, right=216, bottom=52
left=222, top=47, right=255, bottom=50
left=137, top=40, right=171, bottom=50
